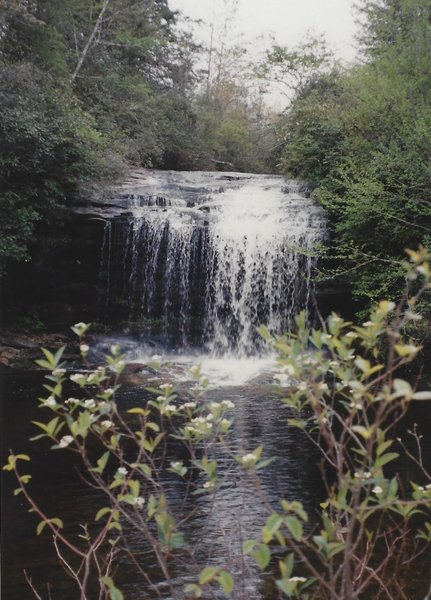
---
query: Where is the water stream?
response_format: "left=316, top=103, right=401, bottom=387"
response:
left=3, top=170, right=332, bottom=599
left=99, top=171, right=326, bottom=354
left=3, top=171, right=431, bottom=599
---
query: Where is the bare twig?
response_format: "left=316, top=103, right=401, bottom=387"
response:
left=70, top=0, right=111, bottom=84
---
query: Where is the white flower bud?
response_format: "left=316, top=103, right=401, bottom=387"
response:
left=59, top=435, right=74, bottom=448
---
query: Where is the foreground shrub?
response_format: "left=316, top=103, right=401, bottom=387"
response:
left=4, top=249, right=431, bottom=599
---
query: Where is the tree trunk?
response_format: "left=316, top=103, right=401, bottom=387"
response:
left=70, top=0, right=111, bottom=84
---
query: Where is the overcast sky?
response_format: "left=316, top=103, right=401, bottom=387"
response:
left=170, top=0, right=360, bottom=64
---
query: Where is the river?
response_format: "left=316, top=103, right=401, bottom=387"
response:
left=2, top=171, right=430, bottom=599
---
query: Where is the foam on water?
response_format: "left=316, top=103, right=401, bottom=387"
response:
left=100, top=170, right=326, bottom=357
left=129, top=348, right=277, bottom=387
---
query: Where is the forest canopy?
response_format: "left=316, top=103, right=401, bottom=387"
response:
left=0, top=0, right=274, bottom=271
left=1, top=0, right=431, bottom=320
left=276, top=0, right=431, bottom=312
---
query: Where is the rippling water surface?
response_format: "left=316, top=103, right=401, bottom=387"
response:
left=4, top=170, right=430, bottom=598
left=3, top=357, right=326, bottom=600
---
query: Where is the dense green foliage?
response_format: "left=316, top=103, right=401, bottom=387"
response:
left=3, top=0, right=431, bottom=319
left=277, top=0, right=431, bottom=309
left=0, top=1, right=275, bottom=272
left=0, top=63, right=108, bottom=265
left=194, top=58, right=275, bottom=173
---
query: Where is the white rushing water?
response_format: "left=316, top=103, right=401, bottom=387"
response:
left=100, top=170, right=326, bottom=367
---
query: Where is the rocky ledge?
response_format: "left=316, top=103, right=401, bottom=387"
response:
left=0, top=332, right=79, bottom=370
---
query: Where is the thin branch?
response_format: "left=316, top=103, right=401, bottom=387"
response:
left=70, top=0, right=111, bottom=84
left=24, top=571, right=44, bottom=600
left=385, top=212, right=431, bottom=233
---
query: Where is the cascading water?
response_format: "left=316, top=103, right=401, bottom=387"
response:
left=3, top=173, right=329, bottom=599
left=99, top=170, right=326, bottom=356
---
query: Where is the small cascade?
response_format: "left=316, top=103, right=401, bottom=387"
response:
left=99, top=171, right=326, bottom=355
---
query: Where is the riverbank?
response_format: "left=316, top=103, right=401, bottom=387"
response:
left=0, top=332, right=75, bottom=370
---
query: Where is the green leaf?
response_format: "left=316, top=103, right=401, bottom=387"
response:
left=375, top=452, right=399, bottom=469
left=133, top=463, right=152, bottom=477
left=218, top=570, right=234, bottom=595
left=146, top=387, right=164, bottom=395
left=128, top=479, right=140, bottom=497
left=100, top=576, right=124, bottom=600
left=184, top=584, right=202, bottom=598
left=90, top=452, right=110, bottom=474
left=279, top=553, right=294, bottom=579
left=276, top=579, right=298, bottom=596
left=354, top=357, right=371, bottom=374
left=257, top=324, right=273, bottom=342
left=242, top=539, right=257, bottom=554
left=41, top=348, right=57, bottom=368
left=285, top=516, right=303, bottom=541
left=109, top=479, right=124, bottom=490
left=327, top=542, right=345, bottom=558
left=376, top=440, right=393, bottom=457
left=50, top=518, right=64, bottom=530
left=262, top=527, right=272, bottom=544
left=3, top=454, right=31, bottom=471
left=388, top=477, right=398, bottom=498
left=256, top=457, right=276, bottom=470
left=287, top=419, right=307, bottom=430
left=252, top=544, right=271, bottom=570
left=170, top=532, right=185, bottom=549
left=142, top=432, right=164, bottom=453
left=31, top=418, right=60, bottom=437
left=199, top=566, right=219, bottom=585
left=147, top=422, right=160, bottom=432
left=95, top=507, right=112, bottom=521
left=147, top=495, right=158, bottom=518
left=266, top=513, right=283, bottom=535
left=54, top=346, right=65, bottom=364
left=352, top=425, right=373, bottom=440
left=109, top=588, right=123, bottom=600
left=36, top=520, right=47, bottom=535
left=127, top=408, right=147, bottom=415
left=36, top=517, right=63, bottom=535
left=395, top=344, right=420, bottom=358
left=35, top=359, right=54, bottom=370
left=74, top=411, right=92, bottom=438
left=281, top=500, right=308, bottom=522
left=109, top=435, right=119, bottom=450
left=15, top=454, right=31, bottom=462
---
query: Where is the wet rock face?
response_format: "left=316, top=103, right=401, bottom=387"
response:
left=4, top=169, right=347, bottom=345
left=97, top=170, right=328, bottom=354
left=0, top=333, right=71, bottom=369
left=314, top=281, right=356, bottom=321
left=4, top=214, right=107, bottom=331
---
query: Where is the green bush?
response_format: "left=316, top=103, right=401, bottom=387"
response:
left=0, top=64, right=110, bottom=272
left=276, top=0, right=431, bottom=311
left=4, top=250, right=431, bottom=599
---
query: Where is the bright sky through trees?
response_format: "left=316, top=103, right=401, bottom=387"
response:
left=171, top=0, right=359, bottom=63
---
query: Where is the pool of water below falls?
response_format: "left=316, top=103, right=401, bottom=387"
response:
left=2, top=359, right=326, bottom=600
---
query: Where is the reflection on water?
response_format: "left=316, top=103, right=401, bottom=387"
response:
left=3, top=360, right=431, bottom=599
left=2, top=359, right=324, bottom=600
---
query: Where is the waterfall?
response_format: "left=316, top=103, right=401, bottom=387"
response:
left=99, top=171, right=326, bottom=356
